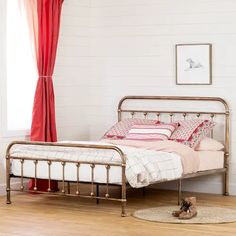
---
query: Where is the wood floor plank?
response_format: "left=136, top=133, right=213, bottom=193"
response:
left=0, top=186, right=236, bottom=236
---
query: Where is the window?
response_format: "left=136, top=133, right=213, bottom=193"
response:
left=6, top=1, right=37, bottom=134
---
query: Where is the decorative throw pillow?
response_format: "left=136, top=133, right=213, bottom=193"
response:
left=103, top=118, right=157, bottom=139
left=195, top=137, right=224, bottom=151
left=124, top=123, right=178, bottom=141
left=170, top=119, right=215, bottom=148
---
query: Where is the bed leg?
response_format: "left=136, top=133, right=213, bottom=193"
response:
left=6, top=190, right=11, bottom=204
left=6, top=184, right=11, bottom=205
left=96, top=184, right=100, bottom=204
left=121, top=187, right=127, bottom=218
left=178, top=179, right=182, bottom=205
left=142, top=187, right=146, bottom=196
left=224, top=169, right=229, bottom=196
left=121, top=200, right=127, bottom=217
left=121, top=166, right=127, bottom=217
left=67, top=182, right=71, bottom=194
left=120, top=186, right=122, bottom=199
left=6, top=155, right=11, bottom=204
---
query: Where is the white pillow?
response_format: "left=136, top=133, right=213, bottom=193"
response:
left=195, top=137, right=224, bottom=151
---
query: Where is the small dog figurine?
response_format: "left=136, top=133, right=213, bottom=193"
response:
left=185, top=58, right=203, bottom=71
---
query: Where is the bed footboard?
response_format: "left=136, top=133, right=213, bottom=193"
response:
left=5, top=141, right=127, bottom=217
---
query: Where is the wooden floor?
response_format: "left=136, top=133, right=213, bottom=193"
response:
left=1, top=186, right=236, bottom=236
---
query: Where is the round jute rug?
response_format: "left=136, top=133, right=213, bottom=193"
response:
left=133, top=206, right=236, bottom=224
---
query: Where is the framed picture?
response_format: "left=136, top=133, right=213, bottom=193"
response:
left=175, top=43, right=212, bottom=85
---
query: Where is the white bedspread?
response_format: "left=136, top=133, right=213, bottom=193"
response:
left=9, top=141, right=183, bottom=188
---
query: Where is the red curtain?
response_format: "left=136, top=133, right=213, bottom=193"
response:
left=29, top=0, right=64, bottom=191
left=30, top=0, right=64, bottom=142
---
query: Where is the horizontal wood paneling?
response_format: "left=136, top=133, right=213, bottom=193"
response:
left=54, top=0, right=91, bottom=142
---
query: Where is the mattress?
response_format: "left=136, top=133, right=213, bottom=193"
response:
left=9, top=142, right=183, bottom=188
left=197, top=151, right=224, bottom=171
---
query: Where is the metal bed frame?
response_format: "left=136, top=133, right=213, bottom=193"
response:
left=5, top=96, right=230, bottom=217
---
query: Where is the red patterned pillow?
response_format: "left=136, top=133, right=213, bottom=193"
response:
left=170, top=119, right=215, bottom=148
left=125, top=123, right=178, bottom=141
left=103, top=118, right=157, bottom=139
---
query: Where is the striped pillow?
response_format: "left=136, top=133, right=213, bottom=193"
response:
left=125, top=123, right=178, bottom=141
left=103, top=118, right=157, bottom=139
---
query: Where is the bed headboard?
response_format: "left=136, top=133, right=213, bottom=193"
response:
left=117, top=95, right=230, bottom=169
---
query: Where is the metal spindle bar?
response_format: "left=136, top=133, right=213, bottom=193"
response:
left=47, top=161, right=51, bottom=192
left=61, top=162, right=66, bottom=194
left=142, top=187, right=146, bottom=196
left=20, top=159, right=24, bottom=191
left=156, top=113, right=160, bottom=121
left=143, top=112, right=148, bottom=119
left=105, top=165, right=110, bottom=198
left=178, top=179, right=182, bottom=205
left=169, top=113, right=174, bottom=122
left=131, top=112, right=135, bottom=118
left=76, top=163, right=80, bottom=195
left=33, top=160, right=38, bottom=191
left=90, top=164, right=95, bottom=196
left=121, top=109, right=226, bottom=116
left=183, top=113, right=187, bottom=120
left=96, top=184, right=100, bottom=205
left=67, top=182, right=70, bottom=194
left=6, top=154, right=11, bottom=204
left=210, top=114, right=215, bottom=138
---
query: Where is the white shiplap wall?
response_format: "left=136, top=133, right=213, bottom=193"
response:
left=0, top=0, right=8, bottom=185
left=87, top=0, right=236, bottom=194
left=54, top=0, right=91, bottom=141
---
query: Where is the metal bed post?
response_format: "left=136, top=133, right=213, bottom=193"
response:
left=224, top=109, right=230, bottom=196
left=6, top=153, right=11, bottom=204
left=121, top=161, right=127, bottom=217
left=178, top=179, right=182, bottom=205
left=96, top=184, right=100, bottom=204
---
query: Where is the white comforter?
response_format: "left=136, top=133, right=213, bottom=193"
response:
left=9, top=141, right=183, bottom=188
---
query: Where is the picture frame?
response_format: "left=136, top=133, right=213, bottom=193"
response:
left=175, top=43, right=212, bottom=85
